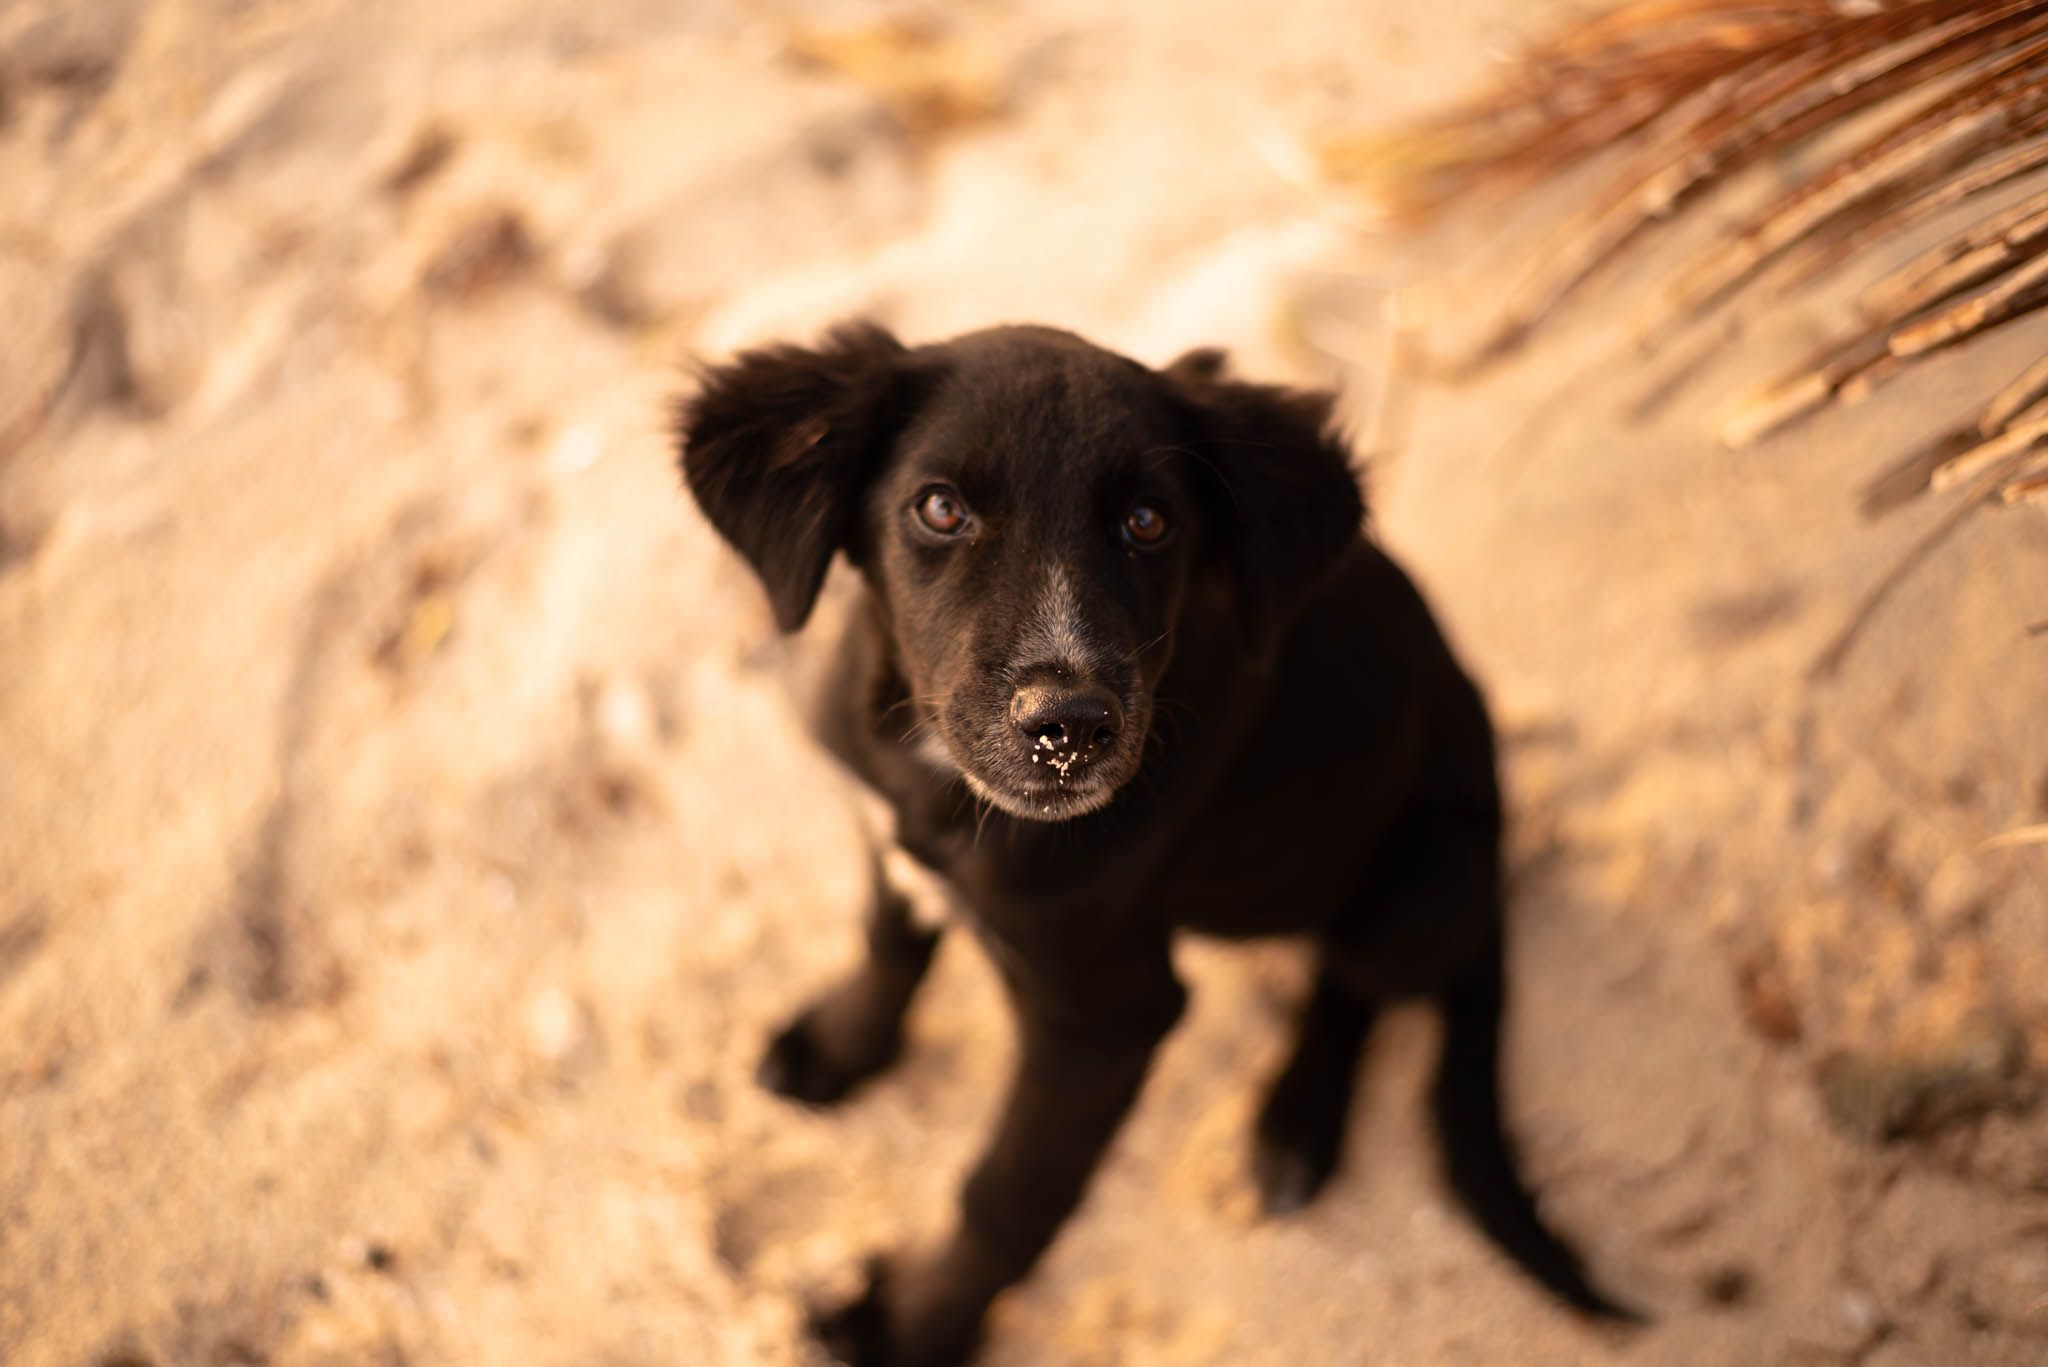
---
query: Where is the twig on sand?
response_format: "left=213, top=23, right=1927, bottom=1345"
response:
left=1809, top=446, right=2037, bottom=681
left=1982, top=822, right=2048, bottom=848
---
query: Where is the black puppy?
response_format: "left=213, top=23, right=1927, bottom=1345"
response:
left=678, top=322, right=1632, bottom=1365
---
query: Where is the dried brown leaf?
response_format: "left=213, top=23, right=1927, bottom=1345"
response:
left=1734, top=945, right=1804, bottom=1044
left=783, top=19, right=1004, bottom=144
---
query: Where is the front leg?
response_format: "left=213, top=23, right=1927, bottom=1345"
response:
left=814, top=944, right=1186, bottom=1367
left=759, top=853, right=941, bottom=1106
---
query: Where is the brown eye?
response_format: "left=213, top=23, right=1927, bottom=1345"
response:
left=1123, top=501, right=1170, bottom=548
left=915, top=486, right=971, bottom=536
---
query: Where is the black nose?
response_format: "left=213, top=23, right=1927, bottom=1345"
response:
left=1010, top=683, right=1123, bottom=763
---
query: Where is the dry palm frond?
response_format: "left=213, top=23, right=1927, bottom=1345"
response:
left=1728, top=237, right=2048, bottom=446
left=1720, top=327, right=1901, bottom=450
left=1724, top=239, right=2048, bottom=451
left=1777, top=114, right=2048, bottom=289
left=1668, top=24, right=2048, bottom=315
left=1855, top=383, right=2048, bottom=511
left=1979, top=353, right=2048, bottom=430
left=1861, top=185, right=2048, bottom=317
left=1334, top=0, right=2048, bottom=379
left=1337, top=0, right=2048, bottom=467
left=1891, top=242, right=2048, bottom=354
left=1323, top=1, right=1903, bottom=222
left=1929, top=413, right=2048, bottom=489
left=1331, top=1, right=2048, bottom=370
left=1340, top=1, right=2048, bottom=676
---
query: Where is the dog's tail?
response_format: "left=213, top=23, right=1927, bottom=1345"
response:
left=1432, top=947, right=1644, bottom=1322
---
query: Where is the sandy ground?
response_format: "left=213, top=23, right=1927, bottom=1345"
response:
left=3, top=1, right=2046, bottom=1364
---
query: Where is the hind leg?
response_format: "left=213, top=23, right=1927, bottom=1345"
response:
left=1258, top=801, right=1497, bottom=1220
left=1252, top=959, right=1377, bottom=1215
left=1322, top=802, right=1638, bottom=1319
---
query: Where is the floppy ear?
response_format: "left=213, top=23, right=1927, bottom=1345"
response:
left=677, top=321, right=909, bottom=632
left=1163, top=348, right=1366, bottom=653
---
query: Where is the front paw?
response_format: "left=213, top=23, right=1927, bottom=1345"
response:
left=1251, top=1131, right=1337, bottom=1217
left=758, top=1012, right=867, bottom=1105
left=809, top=1255, right=983, bottom=1367
left=758, top=1003, right=906, bottom=1106
left=1250, top=1073, right=1347, bottom=1217
left=809, top=1256, right=896, bottom=1366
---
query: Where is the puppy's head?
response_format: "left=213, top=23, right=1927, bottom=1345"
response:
left=678, top=323, right=1362, bottom=821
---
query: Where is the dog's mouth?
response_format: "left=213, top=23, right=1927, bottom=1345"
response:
left=967, top=769, right=1120, bottom=821
left=917, top=698, right=1149, bottom=823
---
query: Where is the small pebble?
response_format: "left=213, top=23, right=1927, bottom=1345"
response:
left=525, top=985, right=588, bottom=1067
